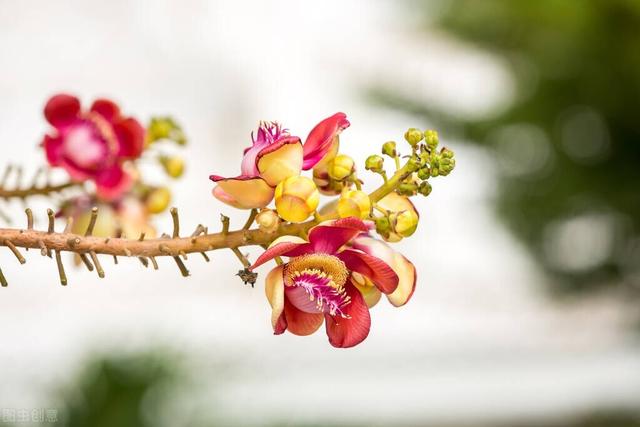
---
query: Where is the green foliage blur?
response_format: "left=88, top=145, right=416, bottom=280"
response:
left=375, top=0, right=640, bottom=295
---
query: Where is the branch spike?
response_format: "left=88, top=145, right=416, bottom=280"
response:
left=79, top=253, right=94, bottom=272
left=47, top=209, right=55, bottom=233
left=38, top=240, right=51, bottom=257
left=84, top=207, right=98, bottom=236
left=170, top=207, right=180, bottom=238
left=0, top=268, right=7, bottom=287
left=138, top=257, right=149, bottom=268
left=149, top=256, right=158, bottom=270
left=123, top=248, right=132, bottom=257
left=4, top=240, right=26, bottom=264
left=89, top=251, right=104, bottom=278
left=113, top=255, right=118, bottom=264
left=138, top=232, right=146, bottom=242
left=173, top=256, right=189, bottom=277
left=179, top=250, right=187, bottom=260
left=55, top=250, right=67, bottom=286
left=25, top=208, right=33, bottom=230
left=243, top=209, right=258, bottom=230
left=220, top=214, right=230, bottom=235
left=200, top=252, right=210, bottom=262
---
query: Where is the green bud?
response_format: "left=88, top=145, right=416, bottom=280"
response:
left=404, top=128, right=423, bottom=147
left=398, top=182, right=418, bottom=196
left=407, top=155, right=422, bottom=171
left=424, top=129, right=439, bottom=151
left=441, top=147, right=454, bottom=159
left=417, top=167, right=430, bottom=180
left=375, top=216, right=391, bottom=236
left=430, top=168, right=439, bottom=177
left=382, top=141, right=397, bottom=157
left=365, top=155, right=384, bottom=172
left=418, top=181, right=432, bottom=196
left=146, top=117, right=187, bottom=146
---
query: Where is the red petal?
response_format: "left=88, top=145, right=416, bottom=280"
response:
left=94, top=165, right=133, bottom=201
left=337, top=249, right=398, bottom=294
left=308, top=224, right=363, bottom=254
left=324, top=281, right=370, bottom=348
left=113, top=117, right=145, bottom=159
left=302, top=112, right=350, bottom=170
left=42, top=134, right=63, bottom=165
left=44, top=94, right=80, bottom=127
left=90, top=99, right=121, bottom=122
left=283, top=298, right=324, bottom=336
left=250, top=241, right=309, bottom=269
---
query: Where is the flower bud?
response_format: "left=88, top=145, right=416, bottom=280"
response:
left=390, top=209, right=419, bottom=238
left=274, top=175, right=320, bottom=223
left=397, top=182, right=418, bottom=196
left=441, top=147, right=454, bottom=159
left=382, top=141, right=397, bottom=157
left=404, top=128, right=423, bottom=147
left=146, top=186, right=171, bottom=214
left=375, top=216, right=391, bottom=237
left=160, top=155, right=185, bottom=178
left=327, top=154, right=355, bottom=181
left=418, top=181, right=432, bottom=197
left=417, top=167, right=430, bottom=180
left=337, top=190, right=371, bottom=219
left=424, top=129, right=438, bottom=151
left=256, top=208, right=280, bottom=233
left=147, top=117, right=186, bottom=146
left=365, top=155, right=384, bottom=172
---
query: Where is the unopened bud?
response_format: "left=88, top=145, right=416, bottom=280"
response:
left=424, top=129, right=439, bottom=151
left=375, top=216, right=391, bottom=236
left=256, top=208, right=280, bottom=233
left=418, top=181, right=432, bottom=197
left=417, top=167, right=430, bottom=180
left=365, top=155, right=384, bottom=172
left=146, top=187, right=171, bottom=214
left=275, top=175, right=319, bottom=223
left=327, top=154, right=355, bottom=181
left=404, top=128, right=423, bottom=147
left=337, top=190, right=371, bottom=219
left=160, top=155, right=185, bottom=178
left=382, top=141, right=397, bottom=157
left=390, top=209, right=419, bottom=238
left=398, top=182, right=418, bottom=196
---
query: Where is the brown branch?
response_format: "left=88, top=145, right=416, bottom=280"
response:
left=0, top=181, right=78, bottom=199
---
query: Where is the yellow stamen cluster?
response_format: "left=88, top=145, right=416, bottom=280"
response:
left=284, top=253, right=349, bottom=289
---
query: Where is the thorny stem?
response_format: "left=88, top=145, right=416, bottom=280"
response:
left=0, top=158, right=417, bottom=284
left=0, top=181, right=78, bottom=199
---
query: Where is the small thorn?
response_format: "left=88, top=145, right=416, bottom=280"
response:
left=38, top=240, right=51, bottom=257
left=85, top=207, right=98, bottom=236
left=173, top=256, right=189, bottom=277
left=149, top=256, right=158, bottom=270
left=123, top=248, right=132, bottom=257
left=55, top=250, right=67, bottom=286
left=79, top=253, right=94, bottom=272
left=231, top=247, right=250, bottom=268
left=0, top=268, right=7, bottom=287
left=47, top=209, right=55, bottom=233
left=25, top=208, right=33, bottom=230
left=200, top=252, right=210, bottom=262
left=104, top=237, right=110, bottom=244
left=170, top=207, right=180, bottom=238
left=220, top=214, right=230, bottom=235
left=113, top=255, right=118, bottom=264
left=138, top=232, right=146, bottom=241
left=179, top=250, right=187, bottom=260
left=159, top=244, right=172, bottom=255
left=4, top=240, right=25, bottom=264
left=190, top=224, right=206, bottom=243
left=89, top=251, right=104, bottom=278
left=138, top=257, right=149, bottom=268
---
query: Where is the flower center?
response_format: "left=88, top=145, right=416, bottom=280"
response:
left=284, top=254, right=351, bottom=317
left=63, top=123, right=108, bottom=169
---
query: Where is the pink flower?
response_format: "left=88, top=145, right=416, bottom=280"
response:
left=42, top=94, right=145, bottom=201
left=210, top=113, right=350, bottom=209
left=251, top=217, right=415, bottom=348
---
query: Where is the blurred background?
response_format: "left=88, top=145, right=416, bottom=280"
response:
left=1, top=0, right=639, bottom=426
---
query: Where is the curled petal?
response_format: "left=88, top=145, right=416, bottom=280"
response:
left=282, top=298, right=324, bottom=336
left=302, top=112, right=350, bottom=170
left=265, top=266, right=286, bottom=330
left=351, top=272, right=382, bottom=308
left=95, top=165, right=133, bottom=201
left=250, top=236, right=310, bottom=270
left=90, top=99, right=121, bottom=123
left=337, top=249, right=398, bottom=294
left=307, top=219, right=369, bottom=254
left=256, top=137, right=303, bottom=186
left=210, top=175, right=274, bottom=209
left=113, top=117, right=145, bottom=159
left=352, top=236, right=417, bottom=306
left=324, top=281, right=370, bottom=348
left=44, top=94, right=80, bottom=128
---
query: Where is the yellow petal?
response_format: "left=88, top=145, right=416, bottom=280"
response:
left=265, top=265, right=285, bottom=329
left=351, top=272, right=382, bottom=308
left=386, top=252, right=417, bottom=307
left=257, top=142, right=303, bottom=186
left=213, top=177, right=274, bottom=209
left=268, top=235, right=307, bottom=248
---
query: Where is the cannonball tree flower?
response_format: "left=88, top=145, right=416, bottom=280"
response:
left=210, top=113, right=350, bottom=209
left=251, top=217, right=405, bottom=348
left=42, top=94, right=145, bottom=201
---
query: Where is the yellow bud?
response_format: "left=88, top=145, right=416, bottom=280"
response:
left=391, top=209, right=419, bottom=238
left=146, top=187, right=171, bottom=214
left=256, top=208, right=280, bottom=233
left=327, top=154, right=355, bottom=181
left=160, top=156, right=185, bottom=178
left=337, top=190, right=371, bottom=219
left=274, top=175, right=319, bottom=223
